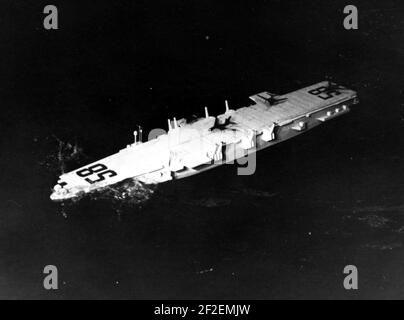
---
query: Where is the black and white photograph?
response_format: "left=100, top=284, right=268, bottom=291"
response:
left=1, top=0, right=404, bottom=304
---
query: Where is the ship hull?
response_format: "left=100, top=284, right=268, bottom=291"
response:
left=50, top=81, right=358, bottom=201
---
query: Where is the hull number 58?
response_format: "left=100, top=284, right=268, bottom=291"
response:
left=76, top=164, right=117, bottom=184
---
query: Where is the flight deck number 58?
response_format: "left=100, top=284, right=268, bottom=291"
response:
left=308, top=86, right=341, bottom=100
left=76, top=164, right=117, bottom=184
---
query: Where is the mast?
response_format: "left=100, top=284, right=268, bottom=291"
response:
left=205, top=107, right=209, bottom=118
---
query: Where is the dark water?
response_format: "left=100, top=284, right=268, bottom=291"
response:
left=2, top=0, right=404, bottom=299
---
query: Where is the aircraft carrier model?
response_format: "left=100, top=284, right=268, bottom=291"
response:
left=50, top=81, right=358, bottom=201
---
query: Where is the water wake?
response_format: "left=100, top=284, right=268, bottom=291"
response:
left=92, top=178, right=157, bottom=206
left=39, top=135, right=87, bottom=174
